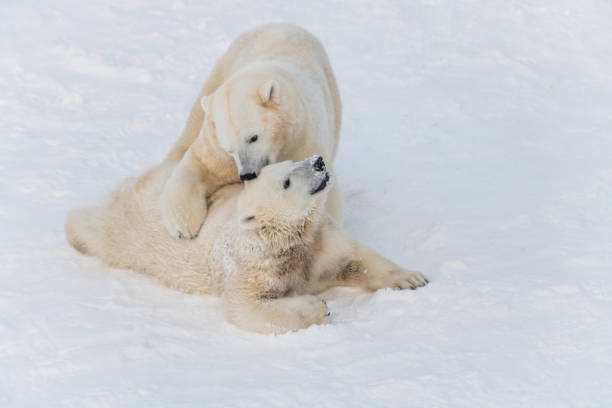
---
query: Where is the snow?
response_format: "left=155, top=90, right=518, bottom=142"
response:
left=2, top=0, right=612, bottom=406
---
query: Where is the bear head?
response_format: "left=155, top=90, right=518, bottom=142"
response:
left=201, top=75, right=294, bottom=181
left=237, top=155, right=332, bottom=249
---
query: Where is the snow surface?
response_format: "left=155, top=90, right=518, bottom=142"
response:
left=2, top=1, right=612, bottom=406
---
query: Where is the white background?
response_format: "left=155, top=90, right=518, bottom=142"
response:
left=1, top=0, right=611, bottom=406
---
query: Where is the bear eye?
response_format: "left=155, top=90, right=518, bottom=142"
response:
left=283, top=178, right=291, bottom=189
left=248, top=134, right=258, bottom=144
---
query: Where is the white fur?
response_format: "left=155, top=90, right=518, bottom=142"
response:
left=161, top=23, right=343, bottom=239
left=66, top=158, right=428, bottom=335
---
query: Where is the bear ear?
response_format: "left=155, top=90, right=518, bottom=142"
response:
left=259, top=80, right=280, bottom=105
left=240, top=215, right=257, bottom=230
left=200, top=95, right=209, bottom=113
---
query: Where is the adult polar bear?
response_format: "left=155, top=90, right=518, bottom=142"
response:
left=162, top=23, right=342, bottom=239
left=66, top=157, right=428, bottom=334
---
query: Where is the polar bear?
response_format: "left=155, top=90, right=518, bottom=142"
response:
left=161, top=23, right=343, bottom=239
left=66, top=157, right=428, bottom=335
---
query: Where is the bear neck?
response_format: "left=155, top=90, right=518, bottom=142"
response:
left=254, top=210, right=322, bottom=257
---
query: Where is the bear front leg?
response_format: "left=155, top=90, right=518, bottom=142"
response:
left=311, top=224, right=428, bottom=292
left=222, top=289, right=329, bottom=335
left=307, top=224, right=428, bottom=293
left=160, top=147, right=208, bottom=239
left=346, top=242, right=429, bottom=290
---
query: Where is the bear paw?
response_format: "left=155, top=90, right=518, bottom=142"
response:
left=288, top=295, right=329, bottom=327
left=387, top=269, right=429, bottom=290
left=160, top=177, right=207, bottom=239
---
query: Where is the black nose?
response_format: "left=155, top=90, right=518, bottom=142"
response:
left=240, top=172, right=257, bottom=181
left=313, top=156, right=325, bottom=171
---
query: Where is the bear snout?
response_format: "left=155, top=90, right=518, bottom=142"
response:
left=313, top=156, right=325, bottom=172
left=240, top=172, right=257, bottom=181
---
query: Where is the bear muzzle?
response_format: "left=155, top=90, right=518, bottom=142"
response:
left=237, top=156, right=269, bottom=181
left=240, top=172, right=257, bottom=181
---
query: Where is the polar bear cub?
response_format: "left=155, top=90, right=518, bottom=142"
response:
left=66, top=157, right=428, bottom=334
left=161, top=23, right=343, bottom=239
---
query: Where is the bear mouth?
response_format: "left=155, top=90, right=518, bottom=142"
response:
left=310, top=172, right=330, bottom=195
